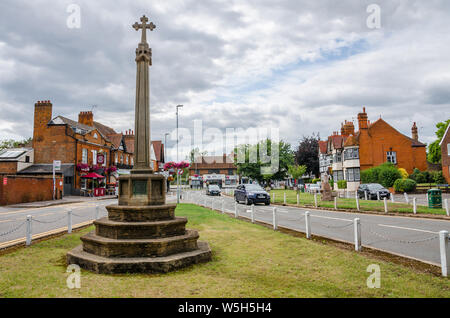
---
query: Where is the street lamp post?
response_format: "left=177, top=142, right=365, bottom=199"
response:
left=176, top=105, right=183, bottom=203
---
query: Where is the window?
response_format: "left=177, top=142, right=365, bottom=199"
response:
left=93, top=133, right=98, bottom=139
left=447, top=143, right=450, bottom=156
left=25, top=156, right=30, bottom=163
left=386, top=151, right=397, bottom=164
left=344, top=148, right=359, bottom=160
left=131, top=157, right=134, bottom=166
left=92, top=150, right=97, bottom=165
left=333, top=170, right=344, bottom=181
left=228, top=169, right=234, bottom=175
left=120, top=155, right=124, bottom=164
left=126, top=156, right=129, bottom=164
left=208, top=169, right=220, bottom=174
left=82, top=149, right=88, bottom=164
left=115, top=153, right=118, bottom=164
left=64, top=176, right=73, bottom=184
left=346, top=168, right=361, bottom=182
left=334, top=152, right=342, bottom=163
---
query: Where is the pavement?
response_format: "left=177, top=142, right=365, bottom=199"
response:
left=185, top=190, right=450, bottom=267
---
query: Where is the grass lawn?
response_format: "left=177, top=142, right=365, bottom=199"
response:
left=269, top=189, right=448, bottom=215
left=0, top=203, right=449, bottom=298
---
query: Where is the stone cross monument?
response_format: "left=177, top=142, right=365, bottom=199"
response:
left=67, top=15, right=211, bottom=274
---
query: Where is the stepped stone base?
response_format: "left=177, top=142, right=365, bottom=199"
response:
left=67, top=242, right=211, bottom=274
left=66, top=202, right=212, bottom=274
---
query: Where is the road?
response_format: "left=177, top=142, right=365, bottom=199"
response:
left=185, top=190, right=450, bottom=266
left=0, top=199, right=115, bottom=248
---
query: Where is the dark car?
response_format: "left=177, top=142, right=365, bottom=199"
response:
left=357, top=183, right=391, bottom=200
left=206, top=184, right=221, bottom=196
left=234, top=184, right=270, bottom=205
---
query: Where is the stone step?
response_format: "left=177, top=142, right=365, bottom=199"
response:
left=81, top=229, right=199, bottom=258
left=94, top=217, right=188, bottom=239
left=67, top=241, right=212, bottom=274
left=106, top=203, right=176, bottom=222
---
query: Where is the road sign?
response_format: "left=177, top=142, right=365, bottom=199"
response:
left=53, top=160, right=61, bottom=171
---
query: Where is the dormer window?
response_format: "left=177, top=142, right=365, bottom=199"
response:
left=93, top=133, right=98, bottom=139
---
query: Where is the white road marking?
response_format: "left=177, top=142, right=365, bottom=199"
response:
left=377, top=224, right=438, bottom=234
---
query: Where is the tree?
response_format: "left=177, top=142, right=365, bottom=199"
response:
left=187, top=147, right=208, bottom=163
left=0, top=138, right=32, bottom=151
left=288, top=164, right=307, bottom=182
left=235, top=139, right=294, bottom=184
left=427, top=119, right=450, bottom=163
left=294, top=133, right=320, bottom=178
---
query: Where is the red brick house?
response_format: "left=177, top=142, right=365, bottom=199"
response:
left=440, top=124, right=450, bottom=183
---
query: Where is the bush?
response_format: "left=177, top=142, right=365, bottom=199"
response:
left=312, top=178, right=321, bottom=184
left=393, top=178, right=417, bottom=193
left=361, top=162, right=401, bottom=188
left=398, top=168, right=408, bottom=179
left=337, top=180, right=347, bottom=189
left=431, top=171, right=446, bottom=184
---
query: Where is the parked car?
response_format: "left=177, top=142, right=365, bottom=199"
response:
left=234, top=183, right=270, bottom=205
left=357, top=183, right=391, bottom=200
left=206, top=184, right=221, bottom=196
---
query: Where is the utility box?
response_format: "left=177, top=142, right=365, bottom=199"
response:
left=428, top=189, right=442, bottom=209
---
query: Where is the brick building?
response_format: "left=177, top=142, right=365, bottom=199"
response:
left=188, top=154, right=239, bottom=188
left=440, top=124, right=450, bottom=183
left=10, top=100, right=163, bottom=196
left=319, top=108, right=427, bottom=191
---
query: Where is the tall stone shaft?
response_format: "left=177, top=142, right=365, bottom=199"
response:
left=133, top=41, right=152, bottom=172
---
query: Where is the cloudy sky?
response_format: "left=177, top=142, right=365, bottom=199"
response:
left=0, top=0, right=449, bottom=161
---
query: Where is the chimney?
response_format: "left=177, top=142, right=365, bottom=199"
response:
left=412, top=122, right=418, bottom=141
left=357, top=107, right=368, bottom=130
left=78, top=111, right=94, bottom=126
left=33, top=100, right=53, bottom=146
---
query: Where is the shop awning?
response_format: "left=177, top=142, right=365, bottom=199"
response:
left=81, top=172, right=106, bottom=179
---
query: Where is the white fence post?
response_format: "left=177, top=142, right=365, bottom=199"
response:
left=377, top=191, right=380, bottom=201
left=364, top=191, right=368, bottom=201
left=334, top=196, right=337, bottom=210
left=272, top=207, right=278, bottom=230
left=444, top=199, right=449, bottom=217
left=68, top=209, right=73, bottom=234
left=439, top=231, right=449, bottom=277
left=355, top=193, right=360, bottom=211
left=384, top=197, right=388, bottom=213
left=305, top=212, right=311, bottom=239
left=251, top=204, right=255, bottom=223
left=95, top=204, right=99, bottom=220
left=234, top=202, right=238, bottom=218
left=404, top=192, right=409, bottom=204
left=314, top=193, right=318, bottom=208
left=391, top=193, right=395, bottom=203
left=354, top=218, right=361, bottom=252
left=26, top=215, right=32, bottom=246
left=413, top=197, right=417, bottom=214
left=284, top=192, right=286, bottom=205
left=297, top=193, right=300, bottom=205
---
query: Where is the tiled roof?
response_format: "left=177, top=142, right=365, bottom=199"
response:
left=343, top=134, right=359, bottom=147
left=123, top=135, right=134, bottom=154
left=108, top=133, right=123, bottom=149
left=318, top=141, right=328, bottom=154
left=94, top=121, right=117, bottom=137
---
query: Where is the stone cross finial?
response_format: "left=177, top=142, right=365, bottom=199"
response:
left=133, top=15, right=156, bottom=44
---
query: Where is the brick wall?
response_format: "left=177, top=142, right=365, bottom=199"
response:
left=441, top=128, right=450, bottom=183
left=0, top=162, right=18, bottom=174
left=0, top=175, right=64, bottom=206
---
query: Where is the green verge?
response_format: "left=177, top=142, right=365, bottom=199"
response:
left=0, top=203, right=448, bottom=298
left=270, top=189, right=447, bottom=215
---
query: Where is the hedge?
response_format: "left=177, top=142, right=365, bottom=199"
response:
left=393, top=178, right=417, bottom=193
left=337, top=180, right=347, bottom=189
left=360, top=162, right=401, bottom=188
